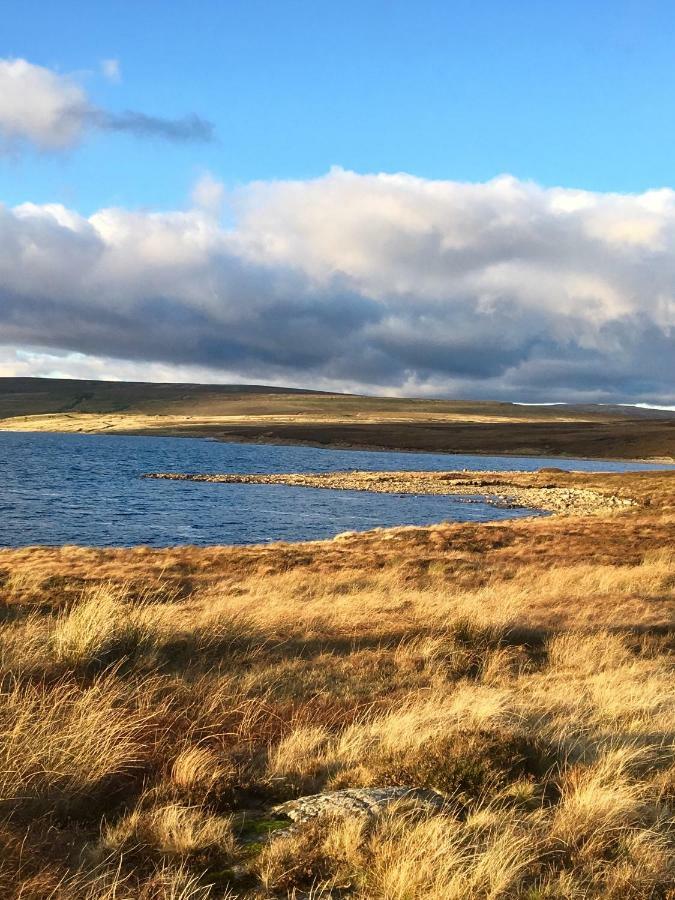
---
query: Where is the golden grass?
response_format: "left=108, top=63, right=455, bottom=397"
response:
left=51, top=585, right=156, bottom=668
left=0, top=470, right=672, bottom=897
left=95, top=803, right=235, bottom=866
left=0, top=670, right=171, bottom=885
left=0, top=409, right=588, bottom=434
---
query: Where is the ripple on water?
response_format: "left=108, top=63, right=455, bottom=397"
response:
left=0, top=432, right=670, bottom=547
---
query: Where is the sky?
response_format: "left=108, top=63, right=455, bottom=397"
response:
left=0, top=0, right=674, bottom=403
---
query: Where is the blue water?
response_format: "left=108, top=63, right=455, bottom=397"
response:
left=0, top=432, right=670, bottom=547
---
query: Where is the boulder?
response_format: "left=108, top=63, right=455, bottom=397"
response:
left=272, top=786, right=447, bottom=824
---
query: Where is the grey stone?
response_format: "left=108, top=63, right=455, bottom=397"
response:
left=272, top=787, right=447, bottom=824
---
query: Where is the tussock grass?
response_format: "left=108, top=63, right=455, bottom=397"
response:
left=0, top=673, right=168, bottom=819
left=0, top=476, right=672, bottom=897
left=41, top=862, right=219, bottom=900
left=95, top=803, right=236, bottom=869
left=51, top=585, right=156, bottom=669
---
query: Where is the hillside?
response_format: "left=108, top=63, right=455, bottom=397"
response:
left=0, top=377, right=673, bottom=461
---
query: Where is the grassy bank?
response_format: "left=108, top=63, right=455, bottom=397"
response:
left=0, top=469, right=673, bottom=897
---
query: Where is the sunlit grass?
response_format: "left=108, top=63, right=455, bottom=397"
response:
left=0, top=472, right=672, bottom=897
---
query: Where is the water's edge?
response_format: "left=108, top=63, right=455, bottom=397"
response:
left=0, top=432, right=669, bottom=548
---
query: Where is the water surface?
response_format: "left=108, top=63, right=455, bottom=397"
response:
left=0, top=433, right=669, bottom=547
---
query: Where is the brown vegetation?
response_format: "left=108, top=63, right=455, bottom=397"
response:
left=0, top=468, right=673, bottom=897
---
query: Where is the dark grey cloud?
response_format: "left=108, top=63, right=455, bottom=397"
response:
left=88, top=109, right=214, bottom=143
left=1, top=170, right=674, bottom=403
left=0, top=58, right=214, bottom=152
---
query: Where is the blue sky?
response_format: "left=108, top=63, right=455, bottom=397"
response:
left=3, top=0, right=675, bottom=212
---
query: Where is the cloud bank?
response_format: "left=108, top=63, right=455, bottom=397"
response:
left=0, top=58, right=214, bottom=152
left=1, top=169, right=674, bottom=402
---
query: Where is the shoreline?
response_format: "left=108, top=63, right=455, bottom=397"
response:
left=0, top=399, right=672, bottom=464
left=1, top=424, right=673, bottom=467
left=165, top=430, right=675, bottom=466
left=144, top=469, right=639, bottom=517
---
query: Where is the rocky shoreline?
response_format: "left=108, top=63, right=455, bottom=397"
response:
left=144, top=469, right=638, bottom=516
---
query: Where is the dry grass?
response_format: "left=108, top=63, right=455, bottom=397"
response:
left=0, top=470, right=672, bottom=897
left=51, top=585, right=157, bottom=668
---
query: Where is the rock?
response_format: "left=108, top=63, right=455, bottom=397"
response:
left=143, top=469, right=637, bottom=517
left=272, top=787, right=447, bottom=824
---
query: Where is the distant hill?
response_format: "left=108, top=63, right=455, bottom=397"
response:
left=0, top=377, right=336, bottom=419
left=0, top=377, right=673, bottom=461
left=2, top=376, right=672, bottom=420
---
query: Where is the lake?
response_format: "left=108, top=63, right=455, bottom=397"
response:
left=0, top=432, right=670, bottom=547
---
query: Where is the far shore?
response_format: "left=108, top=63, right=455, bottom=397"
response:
left=1, top=379, right=673, bottom=462
left=1, top=411, right=674, bottom=464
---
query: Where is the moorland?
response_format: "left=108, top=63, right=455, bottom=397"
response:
left=0, top=464, right=673, bottom=898
left=1, top=376, right=674, bottom=460
left=0, top=378, right=673, bottom=897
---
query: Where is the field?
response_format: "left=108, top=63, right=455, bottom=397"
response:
left=1, top=377, right=674, bottom=460
left=0, top=467, right=673, bottom=898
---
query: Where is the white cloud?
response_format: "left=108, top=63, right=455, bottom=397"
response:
left=191, top=172, right=225, bottom=216
left=632, top=402, right=675, bottom=411
left=0, top=58, right=88, bottom=151
left=101, top=58, right=121, bottom=83
left=0, top=169, right=674, bottom=403
left=0, top=57, right=213, bottom=152
left=0, top=346, right=367, bottom=393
